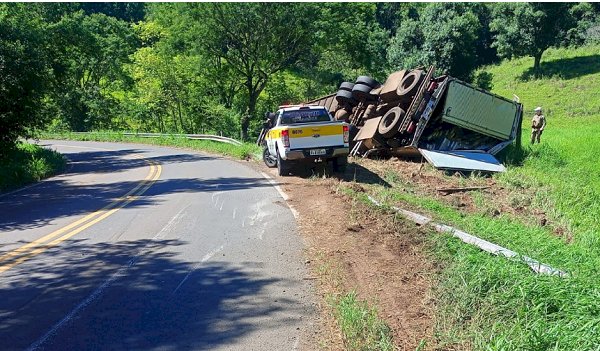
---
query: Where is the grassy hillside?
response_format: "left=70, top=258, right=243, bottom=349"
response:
left=436, top=45, right=600, bottom=350
left=340, top=45, right=600, bottom=350
left=486, top=45, right=600, bottom=249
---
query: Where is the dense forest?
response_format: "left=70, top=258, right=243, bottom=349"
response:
left=2, top=2, right=600, bottom=149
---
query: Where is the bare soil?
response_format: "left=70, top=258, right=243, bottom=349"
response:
left=248, top=159, right=437, bottom=350
left=242, top=152, right=564, bottom=350
left=355, top=157, right=568, bottom=241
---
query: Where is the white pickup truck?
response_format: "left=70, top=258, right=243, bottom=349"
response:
left=263, top=105, right=350, bottom=176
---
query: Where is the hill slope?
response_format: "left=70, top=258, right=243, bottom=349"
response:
left=485, top=45, right=600, bottom=244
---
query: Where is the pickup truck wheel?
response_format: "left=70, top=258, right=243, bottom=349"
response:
left=355, top=76, right=379, bottom=88
left=339, top=82, right=355, bottom=92
left=263, top=147, right=277, bottom=168
left=333, top=156, right=348, bottom=173
left=396, top=70, right=424, bottom=101
left=378, top=107, right=405, bottom=138
left=277, top=152, right=291, bottom=176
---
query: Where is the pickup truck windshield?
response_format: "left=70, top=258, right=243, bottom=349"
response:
left=279, top=109, right=331, bottom=125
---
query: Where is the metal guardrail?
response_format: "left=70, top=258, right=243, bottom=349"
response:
left=68, top=132, right=243, bottom=146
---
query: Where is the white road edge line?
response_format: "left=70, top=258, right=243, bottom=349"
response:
left=260, top=172, right=299, bottom=220
left=172, top=245, right=225, bottom=294
left=26, top=207, right=188, bottom=351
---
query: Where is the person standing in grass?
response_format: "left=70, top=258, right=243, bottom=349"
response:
left=531, top=107, right=546, bottom=144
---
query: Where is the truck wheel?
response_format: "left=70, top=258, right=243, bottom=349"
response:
left=355, top=76, right=380, bottom=88
left=333, top=156, right=348, bottom=173
left=335, top=108, right=350, bottom=121
left=336, top=90, right=357, bottom=106
left=339, top=82, right=355, bottom=92
left=263, top=147, right=277, bottom=168
left=378, top=107, right=406, bottom=138
left=277, top=152, right=291, bottom=176
left=352, top=84, right=377, bottom=102
left=396, top=70, right=424, bottom=101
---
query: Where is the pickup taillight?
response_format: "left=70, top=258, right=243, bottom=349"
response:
left=343, top=125, right=349, bottom=143
left=281, top=129, right=290, bottom=147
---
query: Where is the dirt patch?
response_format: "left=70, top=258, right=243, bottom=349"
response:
left=243, top=152, right=566, bottom=349
left=253, top=162, right=436, bottom=350
left=354, top=157, right=566, bottom=238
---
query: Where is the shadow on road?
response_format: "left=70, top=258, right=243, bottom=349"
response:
left=0, top=238, right=302, bottom=350
left=0, top=144, right=277, bottom=232
left=48, top=147, right=215, bottom=176
left=0, top=176, right=275, bottom=232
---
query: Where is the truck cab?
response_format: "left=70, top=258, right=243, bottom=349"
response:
left=264, top=105, right=350, bottom=176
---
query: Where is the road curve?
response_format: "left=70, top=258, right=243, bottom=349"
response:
left=0, top=140, right=315, bottom=351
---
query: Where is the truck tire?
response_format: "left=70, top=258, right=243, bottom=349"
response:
left=333, top=156, right=348, bottom=173
left=339, top=82, right=355, bottom=92
left=363, top=104, right=377, bottom=119
left=263, top=147, right=277, bottom=168
left=355, top=76, right=379, bottom=88
left=352, top=83, right=377, bottom=102
left=378, top=107, right=405, bottom=138
left=396, top=70, right=424, bottom=101
left=277, top=152, right=291, bottom=176
left=336, top=90, right=357, bottom=106
left=335, top=108, right=350, bottom=121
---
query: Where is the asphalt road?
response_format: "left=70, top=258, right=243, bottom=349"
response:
left=0, top=140, right=314, bottom=351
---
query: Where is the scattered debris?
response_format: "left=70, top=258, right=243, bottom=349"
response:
left=366, top=195, right=568, bottom=277
left=436, top=185, right=490, bottom=195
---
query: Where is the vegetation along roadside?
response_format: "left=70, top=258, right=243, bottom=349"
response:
left=0, top=143, right=66, bottom=193
left=41, top=132, right=261, bottom=161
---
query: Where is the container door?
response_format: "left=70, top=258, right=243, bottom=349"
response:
left=418, top=149, right=506, bottom=172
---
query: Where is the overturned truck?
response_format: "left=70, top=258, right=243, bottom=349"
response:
left=306, top=66, right=523, bottom=173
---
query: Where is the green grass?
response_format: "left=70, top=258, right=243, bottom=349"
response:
left=331, top=291, right=394, bottom=351
left=0, top=143, right=66, bottom=192
left=42, top=131, right=262, bottom=161
left=337, top=45, right=600, bottom=350
left=486, top=45, right=600, bottom=253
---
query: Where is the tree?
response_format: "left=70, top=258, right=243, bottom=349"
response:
left=79, top=2, right=146, bottom=23
left=490, top=3, right=576, bottom=78
left=387, top=3, right=481, bottom=80
left=46, top=10, right=136, bottom=131
left=312, top=3, right=390, bottom=82
left=0, top=4, right=50, bottom=153
left=192, top=3, right=315, bottom=140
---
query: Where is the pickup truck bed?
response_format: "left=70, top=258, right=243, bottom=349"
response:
left=262, top=106, right=350, bottom=176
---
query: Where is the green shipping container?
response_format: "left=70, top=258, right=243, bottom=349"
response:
left=441, top=80, right=517, bottom=141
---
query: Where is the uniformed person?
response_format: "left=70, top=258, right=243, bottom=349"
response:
left=531, top=107, right=546, bottom=144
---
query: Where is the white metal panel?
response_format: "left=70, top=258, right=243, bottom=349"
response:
left=418, top=149, right=506, bottom=172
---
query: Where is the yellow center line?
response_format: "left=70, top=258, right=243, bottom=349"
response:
left=0, top=155, right=162, bottom=274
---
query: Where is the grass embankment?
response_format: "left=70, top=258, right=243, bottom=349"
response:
left=341, top=45, right=600, bottom=350
left=42, top=131, right=261, bottom=161
left=0, top=143, right=66, bottom=193
left=314, top=236, right=395, bottom=350
left=333, top=292, right=394, bottom=351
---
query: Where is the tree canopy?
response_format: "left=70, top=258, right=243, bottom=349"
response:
left=0, top=2, right=596, bottom=145
left=491, top=3, right=577, bottom=77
